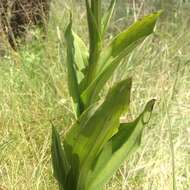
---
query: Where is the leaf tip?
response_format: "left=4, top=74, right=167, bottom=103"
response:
left=157, top=10, right=164, bottom=16
left=146, top=99, right=156, bottom=111
left=142, top=99, right=156, bottom=124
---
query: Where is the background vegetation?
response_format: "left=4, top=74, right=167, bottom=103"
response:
left=0, top=0, right=189, bottom=189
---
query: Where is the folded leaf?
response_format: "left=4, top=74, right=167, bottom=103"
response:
left=65, top=15, right=84, bottom=117
left=63, top=79, right=132, bottom=189
left=86, top=99, right=156, bottom=190
left=71, top=78, right=132, bottom=189
left=51, top=126, right=70, bottom=190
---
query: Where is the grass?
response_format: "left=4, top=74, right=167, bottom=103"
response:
left=0, top=0, right=190, bottom=189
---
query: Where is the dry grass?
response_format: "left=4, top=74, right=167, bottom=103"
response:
left=0, top=1, right=190, bottom=190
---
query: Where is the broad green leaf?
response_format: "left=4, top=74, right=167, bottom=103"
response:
left=101, top=0, right=116, bottom=37
left=65, top=16, right=84, bottom=117
left=64, top=78, right=131, bottom=166
left=71, top=78, right=132, bottom=189
left=97, top=11, right=162, bottom=73
left=63, top=102, right=101, bottom=188
left=75, top=78, right=131, bottom=161
left=81, top=11, right=161, bottom=107
left=63, top=102, right=100, bottom=162
left=64, top=101, right=101, bottom=148
left=51, top=126, right=70, bottom=190
left=63, top=79, right=132, bottom=189
left=86, top=99, right=156, bottom=190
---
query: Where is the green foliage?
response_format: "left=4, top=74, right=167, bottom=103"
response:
left=52, top=126, right=70, bottom=189
left=85, top=99, right=155, bottom=190
left=52, top=1, right=160, bottom=190
left=81, top=11, right=160, bottom=107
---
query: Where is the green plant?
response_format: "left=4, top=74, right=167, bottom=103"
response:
left=51, top=1, right=161, bottom=190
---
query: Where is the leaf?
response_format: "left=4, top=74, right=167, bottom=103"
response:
left=64, top=102, right=101, bottom=154
left=81, top=38, right=144, bottom=107
left=73, top=32, right=89, bottom=82
left=74, top=78, right=131, bottom=162
left=63, top=102, right=101, bottom=189
left=65, top=15, right=84, bottom=117
left=97, top=11, right=162, bottom=73
left=85, top=0, right=102, bottom=86
left=51, top=126, right=70, bottom=190
left=86, top=99, right=156, bottom=190
left=81, top=12, right=161, bottom=108
left=101, top=0, right=116, bottom=37
left=64, top=78, right=132, bottom=189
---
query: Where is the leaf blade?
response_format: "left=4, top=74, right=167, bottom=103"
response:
left=86, top=99, right=156, bottom=190
left=65, top=16, right=84, bottom=117
left=97, top=11, right=162, bottom=73
left=51, top=126, right=70, bottom=190
left=75, top=78, right=131, bottom=189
